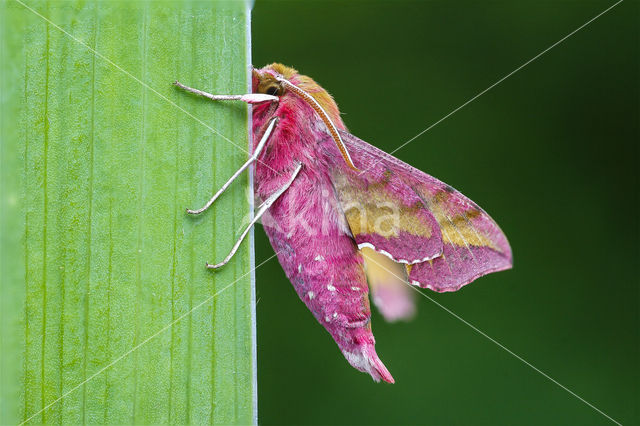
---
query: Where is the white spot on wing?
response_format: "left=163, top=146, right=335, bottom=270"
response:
left=327, top=284, right=336, bottom=292
left=357, top=242, right=442, bottom=264
left=307, top=291, right=315, bottom=300
left=314, top=255, right=325, bottom=261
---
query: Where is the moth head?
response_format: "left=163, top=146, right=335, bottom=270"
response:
left=252, top=68, right=285, bottom=97
left=253, top=64, right=346, bottom=129
left=252, top=63, right=358, bottom=171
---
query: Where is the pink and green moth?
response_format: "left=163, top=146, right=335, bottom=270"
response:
left=175, top=63, right=512, bottom=383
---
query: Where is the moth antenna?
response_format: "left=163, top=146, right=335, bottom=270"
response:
left=276, top=77, right=359, bottom=172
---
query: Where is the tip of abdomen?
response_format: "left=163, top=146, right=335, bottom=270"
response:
left=342, top=344, right=395, bottom=384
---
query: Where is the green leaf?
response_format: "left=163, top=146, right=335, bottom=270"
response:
left=1, top=0, right=256, bottom=424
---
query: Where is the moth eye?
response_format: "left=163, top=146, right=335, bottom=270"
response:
left=266, top=86, right=280, bottom=96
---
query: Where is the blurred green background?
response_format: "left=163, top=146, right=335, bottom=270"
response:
left=252, top=1, right=638, bottom=425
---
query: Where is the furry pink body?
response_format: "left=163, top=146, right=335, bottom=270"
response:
left=251, top=77, right=393, bottom=382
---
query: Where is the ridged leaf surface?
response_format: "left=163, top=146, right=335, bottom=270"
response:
left=0, top=1, right=255, bottom=424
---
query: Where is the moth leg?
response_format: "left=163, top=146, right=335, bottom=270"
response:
left=186, top=117, right=279, bottom=215
left=174, top=81, right=278, bottom=104
left=206, top=162, right=303, bottom=270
